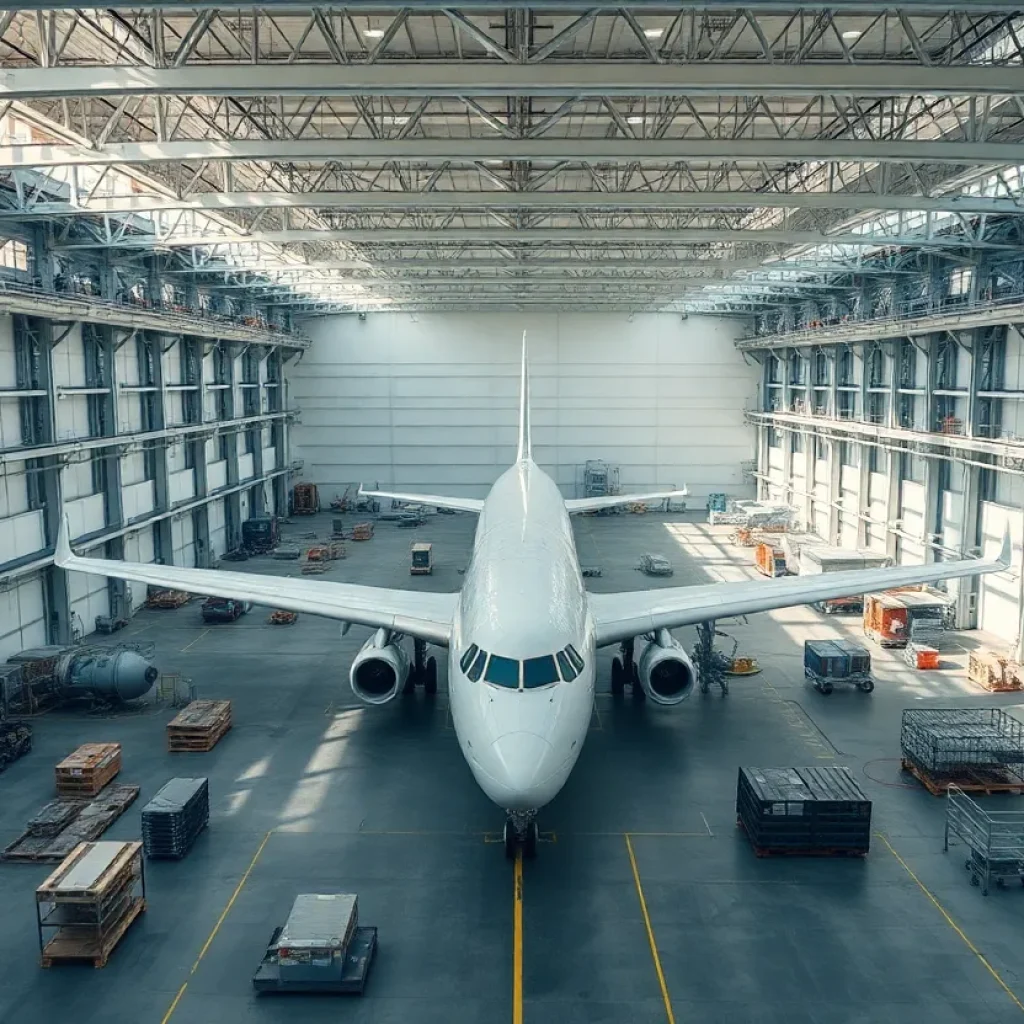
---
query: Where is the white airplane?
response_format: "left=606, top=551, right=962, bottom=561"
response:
left=56, top=335, right=1009, bottom=857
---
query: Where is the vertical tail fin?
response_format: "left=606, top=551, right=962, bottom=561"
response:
left=516, top=330, right=532, bottom=462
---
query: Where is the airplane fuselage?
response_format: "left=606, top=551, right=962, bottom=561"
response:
left=448, top=458, right=596, bottom=812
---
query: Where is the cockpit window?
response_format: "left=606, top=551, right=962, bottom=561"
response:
left=459, top=644, right=479, bottom=674
left=565, top=645, right=585, bottom=672
left=556, top=650, right=578, bottom=682
left=484, top=654, right=519, bottom=688
left=523, top=655, right=559, bottom=689
left=467, top=648, right=487, bottom=682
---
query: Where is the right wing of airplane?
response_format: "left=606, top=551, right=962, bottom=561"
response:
left=566, top=488, right=689, bottom=514
left=54, top=517, right=456, bottom=645
left=358, top=486, right=483, bottom=514
left=589, top=536, right=1011, bottom=647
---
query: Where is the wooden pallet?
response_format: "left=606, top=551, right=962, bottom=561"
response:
left=146, top=589, right=191, bottom=609
left=901, top=758, right=1024, bottom=796
left=167, top=699, right=232, bottom=752
left=40, top=899, right=145, bottom=968
left=55, top=743, right=121, bottom=798
left=268, top=610, right=298, bottom=625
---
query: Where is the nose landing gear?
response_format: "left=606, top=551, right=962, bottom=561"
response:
left=610, top=638, right=644, bottom=700
left=504, top=811, right=538, bottom=859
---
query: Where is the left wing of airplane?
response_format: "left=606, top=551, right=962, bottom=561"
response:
left=54, top=517, right=457, bottom=645
left=565, top=488, right=689, bottom=514
left=589, top=535, right=1011, bottom=647
left=358, top=486, right=483, bottom=514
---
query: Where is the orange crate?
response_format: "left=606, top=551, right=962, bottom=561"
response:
left=863, top=594, right=909, bottom=646
left=754, top=542, right=786, bottom=577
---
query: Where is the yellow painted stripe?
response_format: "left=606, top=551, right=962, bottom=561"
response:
left=625, top=834, right=676, bottom=1024
left=159, top=830, right=273, bottom=1024
left=179, top=628, right=210, bottom=653
left=513, top=848, right=524, bottom=1024
left=877, top=832, right=1024, bottom=1014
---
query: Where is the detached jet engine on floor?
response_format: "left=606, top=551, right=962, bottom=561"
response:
left=55, top=333, right=1010, bottom=858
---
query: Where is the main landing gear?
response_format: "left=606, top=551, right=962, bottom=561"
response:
left=503, top=810, right=538, bottom=859
left=610, top=637, right=645, bottom=700
left=403, top=638, right=438, bottom=695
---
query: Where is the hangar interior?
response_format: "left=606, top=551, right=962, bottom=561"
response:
left=2, top=4, right=1024, bottom=1024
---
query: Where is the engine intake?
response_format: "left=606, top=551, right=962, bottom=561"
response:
left=638, top=629, right=696, bottom=705
left=349, top=628, right=410, bottom=705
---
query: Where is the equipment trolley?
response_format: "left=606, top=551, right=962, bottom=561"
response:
left=943, top=784, right=1024, bottom=895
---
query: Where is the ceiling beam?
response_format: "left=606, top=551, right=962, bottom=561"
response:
left=2, top=63, right=1021, bottom=100
left=56, top=226, right=1010, bottom=249
left=7, top=138, right=1022, bottom=169
left=0, top=1, right=1017, bottom=9
left=11, top=190, right=1024, bottom=218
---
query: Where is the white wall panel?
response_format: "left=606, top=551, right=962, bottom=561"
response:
left=169, top=468, right=196, bottom=503
left=0, top=461, right=29, bottom=518
left=69, top=568, right=109, bottom=637
left=208, top=460, right=227, bottom=491
left=292, top=312, right=758, bottom=502
left=208, top=500, right=227, bottom=559
left=122, top=480, right=155, bottom=520
left=0, top=575, right=46, bottom=661
left=239, top=453, right=255, bottom=480
left=171, top=514, right=195, bottom=566
left=66, top=493, right=104, bottom=537
left=978, top=502, right=1023, bottom=643
left=0, top=509, right=45, bottom=563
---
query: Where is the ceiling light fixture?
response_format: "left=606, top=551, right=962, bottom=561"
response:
left=643, top=27, right=664, bottom=38
left=363, top=27, right=385, bottom=38
left=841, top=29, right=862, bottom=40
left=627, top=115, right=644, bottom=124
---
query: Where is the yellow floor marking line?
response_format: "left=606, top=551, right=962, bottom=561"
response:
left=179, top=628, right=210, bottom=653
left=159, top=830, right=273, bottom=1024
left=513, top=848, right=524, bottom=1024
left=877, top=832, right=1024, bottom=1014
left=625, top=834, right=676, bottom=1024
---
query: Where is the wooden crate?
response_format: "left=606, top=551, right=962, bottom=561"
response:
left=167, top=699, right=232, bottom=752
left=36, top=841, right=145, bottom=968
left=55, top=743, right=121, bottom=798
left=351, top=522, right=374, bottom=541
left=146, top=589, right=191, bottom=609
left=968, top=649, right=1022, bottom=692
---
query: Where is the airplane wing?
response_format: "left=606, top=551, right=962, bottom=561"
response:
left=566, top=489, right=688, bottom=514
left=54, top=518, right=456, bottom=646
left=358, top=486, right=483, bottom=514
left=588, top=537, right=1011, bottom=647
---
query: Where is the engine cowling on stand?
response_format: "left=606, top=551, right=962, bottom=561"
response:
left=638, top=628, right=696, bottom=705
left=349, top=628, right=410, bottom=705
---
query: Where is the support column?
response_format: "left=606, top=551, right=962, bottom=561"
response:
left=41, top=461, right=72, bottom=645
left=827, top=440, right=841, bottom=545
left=30, top=226, right=54, bottom=291
left=856, top=442, right=871, bottom=548
left=921, top=458, right=941, bottom=565
left=954, top=464, right=982, bottom=629
left=803, top=437, right=814, bottom=533
left=885, top=454, right=901, bottom=562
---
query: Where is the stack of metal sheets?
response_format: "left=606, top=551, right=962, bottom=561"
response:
left=141, top=777, right=209, bottom=859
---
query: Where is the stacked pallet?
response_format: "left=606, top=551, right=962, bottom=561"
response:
left=736, top=766, right=872, bottom=856
left=351, top=522, right=374, bottom=541
left=36, top=841, right=146, bottom=968
left=55, top=743, right=121, bottom=798
left=146, top=589, right=191, bottom=609
left=142, top=778, right=210, bottom=859
left=167, top=699, right=232, bottom=752
left=901, top=708, right=1024, bottom=795
left=0, top=720, right=31, bottom=771
left=4, top=786, right=140, bottom=862
left=968, top=650, right=1024, bottom=692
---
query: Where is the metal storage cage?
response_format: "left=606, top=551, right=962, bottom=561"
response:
left=944, top=784, right=1024, bottom=895
left=901, top=709, right=1024, bottom=780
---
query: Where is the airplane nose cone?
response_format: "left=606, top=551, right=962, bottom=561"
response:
left=491, top=732, right=555, bottom=801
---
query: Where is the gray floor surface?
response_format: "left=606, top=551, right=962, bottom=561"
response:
left=1, top=508, right=1023, bottom=1023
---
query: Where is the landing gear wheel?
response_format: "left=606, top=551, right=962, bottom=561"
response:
left=858, top=678, right=875, bottom=693
left=819, top=682, right=834, bottom=695
left=424, top=657, right=438, bottom=696
left=611, top=657, right=625, bottom=696
left=522, top=821, right=538, bottom=860
left=503, top=818, right=517, bottom=860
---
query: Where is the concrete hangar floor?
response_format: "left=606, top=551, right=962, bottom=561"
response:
left=1, top=509, right=1023, bottom=1024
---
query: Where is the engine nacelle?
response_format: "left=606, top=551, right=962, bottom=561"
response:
left=349, top=628, right=410, bottom=705
left=638, top=629, right=696, bottom=705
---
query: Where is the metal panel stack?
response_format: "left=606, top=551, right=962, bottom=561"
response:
left=35, top=841, right=146, bottom=968
left=901, top=708, right=1024, bottom=794
left=141, top=778, right=210, bottom=859
left=736, top=766, right=872, bottom=856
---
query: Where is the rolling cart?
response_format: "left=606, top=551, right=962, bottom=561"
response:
left=944, top=784, right=1024, bottom=895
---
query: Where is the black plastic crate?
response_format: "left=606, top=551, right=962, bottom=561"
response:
left=900, top=708, right=1024, bottom=775
left=737, top=766, right=872, bottom=854
left=141, top=777, right=209, bottom=859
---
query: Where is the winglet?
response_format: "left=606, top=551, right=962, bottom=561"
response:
left=516, top=330, right=531, bottom=463
left=55, top=513, right=74, bottom=567
left=997, top=526, right=1013, bottom=568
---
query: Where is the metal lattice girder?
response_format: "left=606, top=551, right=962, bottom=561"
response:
left=7, top=138, right=1022, bottom=170
left=10, top=190, right=1024, bottom=218
left=53, top=226, right=1023, bottom=249
left=3, top=63, right=1023, bottom=99
left=5, top=1, right=1024, bottom=9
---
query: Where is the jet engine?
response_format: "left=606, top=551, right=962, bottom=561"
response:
left=638, top=629, right=696, bottom=705
left=349, top=628, right=410, bottom=705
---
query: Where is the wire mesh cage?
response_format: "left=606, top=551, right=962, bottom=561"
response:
left=901, top=709, right=1024, bottom=776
